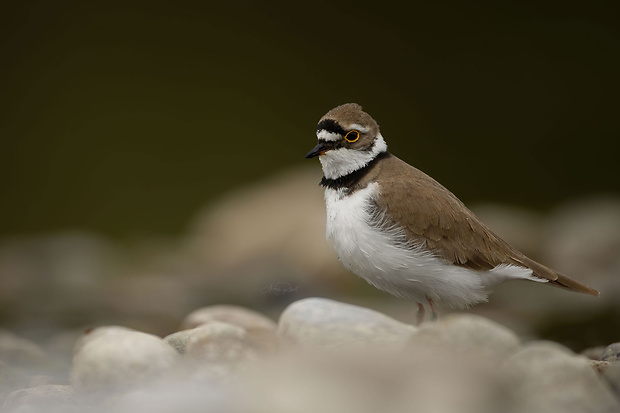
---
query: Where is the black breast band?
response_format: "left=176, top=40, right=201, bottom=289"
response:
left=320, top=151, right=390, bottom=191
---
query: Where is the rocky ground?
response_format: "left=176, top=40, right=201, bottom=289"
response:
left=1, top=298, right=620, bottom=413
left=1, top=166, right=619, bottom=412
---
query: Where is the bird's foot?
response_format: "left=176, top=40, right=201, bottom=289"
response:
left=415, top=302, right=426, bottom=326
left=415, top=297, right=440, bottom=326
left=427, top=296, right=439, bottom=321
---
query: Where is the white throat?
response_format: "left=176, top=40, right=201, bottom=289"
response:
left=319, top=134, right=388, bottom=180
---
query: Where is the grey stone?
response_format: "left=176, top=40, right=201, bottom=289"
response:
left=107, top=381, right=229, bottom=413
left=184, top=322, right=255, bottom=362
left=3, top=385, right=74, bottom=410
left=277, top=298, right=416, bottom=349
left=180, top=304, right=277, bottom=331
left=70, top=326, right=179, bottom=397
left=178, top=322, right=258, bottom=383
left=502, top=341, right=619, bottom=413
left=0, top=330, right=48, bottom=370
left=603, top=362, right=620, bottom=397
left=166, top=319, right=276, bottom=357
left=240, top=342, right=506, bottom=413
left=601, top=342, right=620, bottom=362
left=410, top=313, right=521, bottom=363
left=180, top=305, right=278, bottom=353
left=1, top=361, right=29, bottom=404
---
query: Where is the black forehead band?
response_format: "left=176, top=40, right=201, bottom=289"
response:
left=317, top=119, right=346, bottom=136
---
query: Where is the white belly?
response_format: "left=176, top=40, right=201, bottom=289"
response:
left=324, top=183, right=536, bottom=308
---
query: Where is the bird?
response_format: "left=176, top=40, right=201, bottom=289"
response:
left=305, top=103, right=599, bottom=324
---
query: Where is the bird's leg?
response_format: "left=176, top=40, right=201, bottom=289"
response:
left=415, top=302, right=426, bottom=326
left=427, top=296, right=439, bottom=321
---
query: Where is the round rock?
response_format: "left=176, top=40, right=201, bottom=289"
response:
left=502, top=341, right=619, bottom=413
left=180, top=305, right=277, bottom=331
left=185, top=322, right=255, bottom=363
left=600, top=342, right=620, bottom=362
left=3, top=384, right=74, bottom=410
left=179, top=322, right=257, bottom=383
left=277, top=298, right=416, bottom=349
left=70, top=326, right=179, bottom=397
left=107, top=381, right=229, bottom=413
left=1, top=361, right=29, bottom=403
left=0, top=329, right=49, bottom=370
left=603, top=362, right=620, bottom=397
left=409, top=314, right=521, bottom=363
left=179, top=305, right=277, bottom=354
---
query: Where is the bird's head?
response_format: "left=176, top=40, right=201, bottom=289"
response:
left=306, top=103, right=387, bottom=179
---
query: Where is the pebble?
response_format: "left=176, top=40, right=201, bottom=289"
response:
left=0, top=330, right=49, bottom=370
left=240, top=341, right=503, bottom=413
left=107, top=381, right=229, bottom=413
left=600, top=342, right=620, bottom=362
left=180, top=304, right=277, bottom=331
left=184, top=322, right=254, bottom=361
left=70, top=326, right=179, bottom=398
left=410, top=313, right=521, bottom=363
left=179, top=322, right=258, bottom=383
left=179, top=305, right=278, bottom=353
left=186, top=322, right=253, bottom=362
left=277, top=297, right=417, bottom=349
left=165, top=323, right=275, bottom=357
left=2, top=298, right=618, bottom=413
left=502, top=341, right=619, bottom=413
left=3, top=384, right=74, bottom=411
left=603, top=362, right=620, bottom=397
left=1, top=361, right=29, bottom=404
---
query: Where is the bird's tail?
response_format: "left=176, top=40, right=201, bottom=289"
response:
left=523, top=256, right=599, bottom=296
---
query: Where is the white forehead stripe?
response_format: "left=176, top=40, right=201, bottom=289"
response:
left=348, top=123, right=370, bottom=134
left=317, top=130, right=341, bottom=142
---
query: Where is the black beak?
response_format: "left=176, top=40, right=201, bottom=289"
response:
left=305, top=141, right=332, bottom=158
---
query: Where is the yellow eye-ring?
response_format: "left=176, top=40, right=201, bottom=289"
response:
left=344, top=130, right=360, bottom=143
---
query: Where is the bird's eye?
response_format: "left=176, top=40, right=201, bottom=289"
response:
left=344, top=130, right=360, bottom=143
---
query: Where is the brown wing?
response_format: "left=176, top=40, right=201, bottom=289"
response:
left=370, top=155, right=599, bottom=296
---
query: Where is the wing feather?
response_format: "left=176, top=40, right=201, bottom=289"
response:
left=370, top=155, right=598, bottom=296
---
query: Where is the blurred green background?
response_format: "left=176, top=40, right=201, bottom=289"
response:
left=2, top=0, right=619, bottom=239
